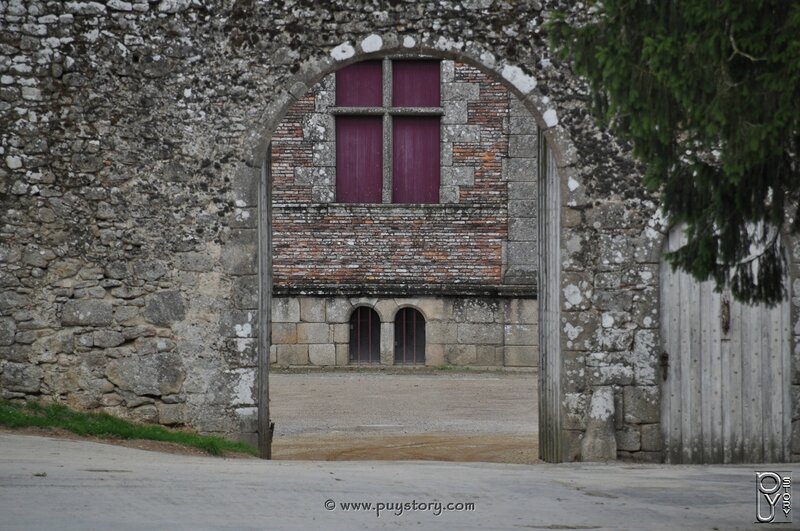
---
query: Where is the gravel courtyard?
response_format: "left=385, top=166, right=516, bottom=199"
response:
left=269, top=370, right=539, bottom=463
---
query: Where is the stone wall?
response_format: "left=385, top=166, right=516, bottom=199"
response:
left=270, top=296, right=538, bottom=368
left=0, top=0, right=795, bottom=462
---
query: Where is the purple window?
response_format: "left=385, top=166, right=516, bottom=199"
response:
left=336, top=116, right=383, bottom=203
left=336, top=61, right=382, bottom=107
left=393, top=116, right=440, bottom=203
left=392, top=60, right=440, bottom=107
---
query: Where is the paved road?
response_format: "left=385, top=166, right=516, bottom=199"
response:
left=1, top=433, right=793, bottom=530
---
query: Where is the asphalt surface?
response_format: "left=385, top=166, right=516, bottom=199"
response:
left=1, top=433, right=795, bottom=530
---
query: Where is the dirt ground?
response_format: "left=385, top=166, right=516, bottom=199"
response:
left=270, top=369, right=540, bottom=464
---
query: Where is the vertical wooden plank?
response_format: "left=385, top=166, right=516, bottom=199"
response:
left=700, top=281, right=712, bottom=462
left=677, top=234, right=694, bottom=463
left=720, top=293, right=733, bottom=463
left=766, top=295, right=789, bottom=461
left=763, top=301, right=776, bottom=462
left=392, top=117, right=440, bottom=203
left=781, top=292, right=792, bottom=461
left=729, top=295, right=744, bottom=463
left=659, top=240, right=673, bottom=462
left=335, top=61, right=382, bottom=106
left=662, top=228, right=683, bottom=463
left=336, top=116, right=383, bottom=203
left=742, top=300, right=763, bottom=462
left=392, top=60, right=441, bottom=107
left=257, top=151, right=273, bottom=459
left=707, top=286, right=724, bottom=463
left=689, top=267, right=704, bottom=462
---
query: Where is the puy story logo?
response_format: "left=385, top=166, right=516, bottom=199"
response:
left=756, top=472, right=791, bottom=524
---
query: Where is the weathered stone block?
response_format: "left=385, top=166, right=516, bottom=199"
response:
left=325, top=298, right=353, bottom=323
left=175, top=251, right=213, bottom=272
left=133, top=260, right=167, bottom=281
left=220, top=230, right=257, bottom=275
left=131, top=405, right=159, bottom=424
left=144, top=291, right=186, bottom=326
left=62, top=300, right=113, bottom=327
left=588, top=363, right=634, bottom=386
left=309, top=344, right=336, bottom=366
left=272, top=298, right=300, bottom=323
left=457, top=323, right=502, bottom=345
left=158, top=403, right=185, bottom=425
left=0, top=362, right=42, bottom=393
left=223, top=338, right=257, bottom=368
left=446, top=344, right=476, bottom=365
left=443, top=124, right=480, bottom=142
left=335, top=344, right=349, bottom=366
left=624, top=386, right=660, bottom=424
left=300, top=297, right=326, bottom=322
left=504, top=324, right=537, bottom=346
left=508, top=216, right=537, bottom=241
left=508, top=134, right=536, bottom=158
left=504, top=158, right=536, bottom=183
left=508, top=241, right=537, bottom=265
left=504, top=346, right=537, bottom=367
left=0, top=317, right=15, bottom=346
left=442, top=82, right=479, bottom=102
left=410, top=298, right=442, bottom=320
left=509, top=98, right=537, bottom=134
left=232, top=275, right=258, bottom=310
left=93, top=330, right=125, bottom=348
left=425, top=343, right=446, bottom=366
left=276, top=344, right=308, bottom=366
left=426, top=321, right=457, bottom=344
left=615, top=425, right=641, bottom=452
left=441, top=166, right=474, bottom=186
left=297, top=323, right=329, bottom=344
left=505, top=298, right=537, bottom=325
left=582, top=386, right=617, bottom=461
left=106, top=352, right=185, bottom=396
left=562, top=392, right=588, bottom=430
left=271, top=323, right=297, bottom=344
left=219, top=310, right=257, bottom=338
left=476, top=345, right=501, bottom=365
left=113, top=305, right=139, bottom=325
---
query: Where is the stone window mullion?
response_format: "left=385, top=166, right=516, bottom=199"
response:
left=382, top=57, right=393, bottom=204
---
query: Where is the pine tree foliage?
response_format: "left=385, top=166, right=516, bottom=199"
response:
left=549, top=1, right=800, bottom=305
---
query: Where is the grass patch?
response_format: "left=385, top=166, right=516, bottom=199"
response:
left=0, top=400, right=257, bottom=457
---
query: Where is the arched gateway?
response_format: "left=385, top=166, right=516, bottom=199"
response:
left=3, top=2, right=796, bottom=464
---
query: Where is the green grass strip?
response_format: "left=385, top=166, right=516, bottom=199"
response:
left=0, top=399, right=257, bottom=457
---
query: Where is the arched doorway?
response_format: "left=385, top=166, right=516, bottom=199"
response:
left=349, top=306, right=381, bottom=364
left=252, top=42, right=571, bottom=462
left=394, top=307, right=425, bottom=365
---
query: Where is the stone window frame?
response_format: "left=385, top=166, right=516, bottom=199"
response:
left=331, top=55, right=444, bottom=204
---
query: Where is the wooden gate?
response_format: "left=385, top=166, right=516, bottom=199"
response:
left=660, top=227, right=792, bottom=463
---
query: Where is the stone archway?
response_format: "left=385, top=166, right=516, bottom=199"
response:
left=243, top=37, right=578, bottom=461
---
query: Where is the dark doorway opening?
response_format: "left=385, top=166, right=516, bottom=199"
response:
left=349, top=306, right=381, bottom=363
left=394, top=308, right=425, bottom=365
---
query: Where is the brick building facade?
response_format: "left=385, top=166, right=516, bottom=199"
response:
left=269, top=60, right=538, bottom=367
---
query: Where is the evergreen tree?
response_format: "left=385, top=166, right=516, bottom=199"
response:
left=549, top=1, right=800, bottom=305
